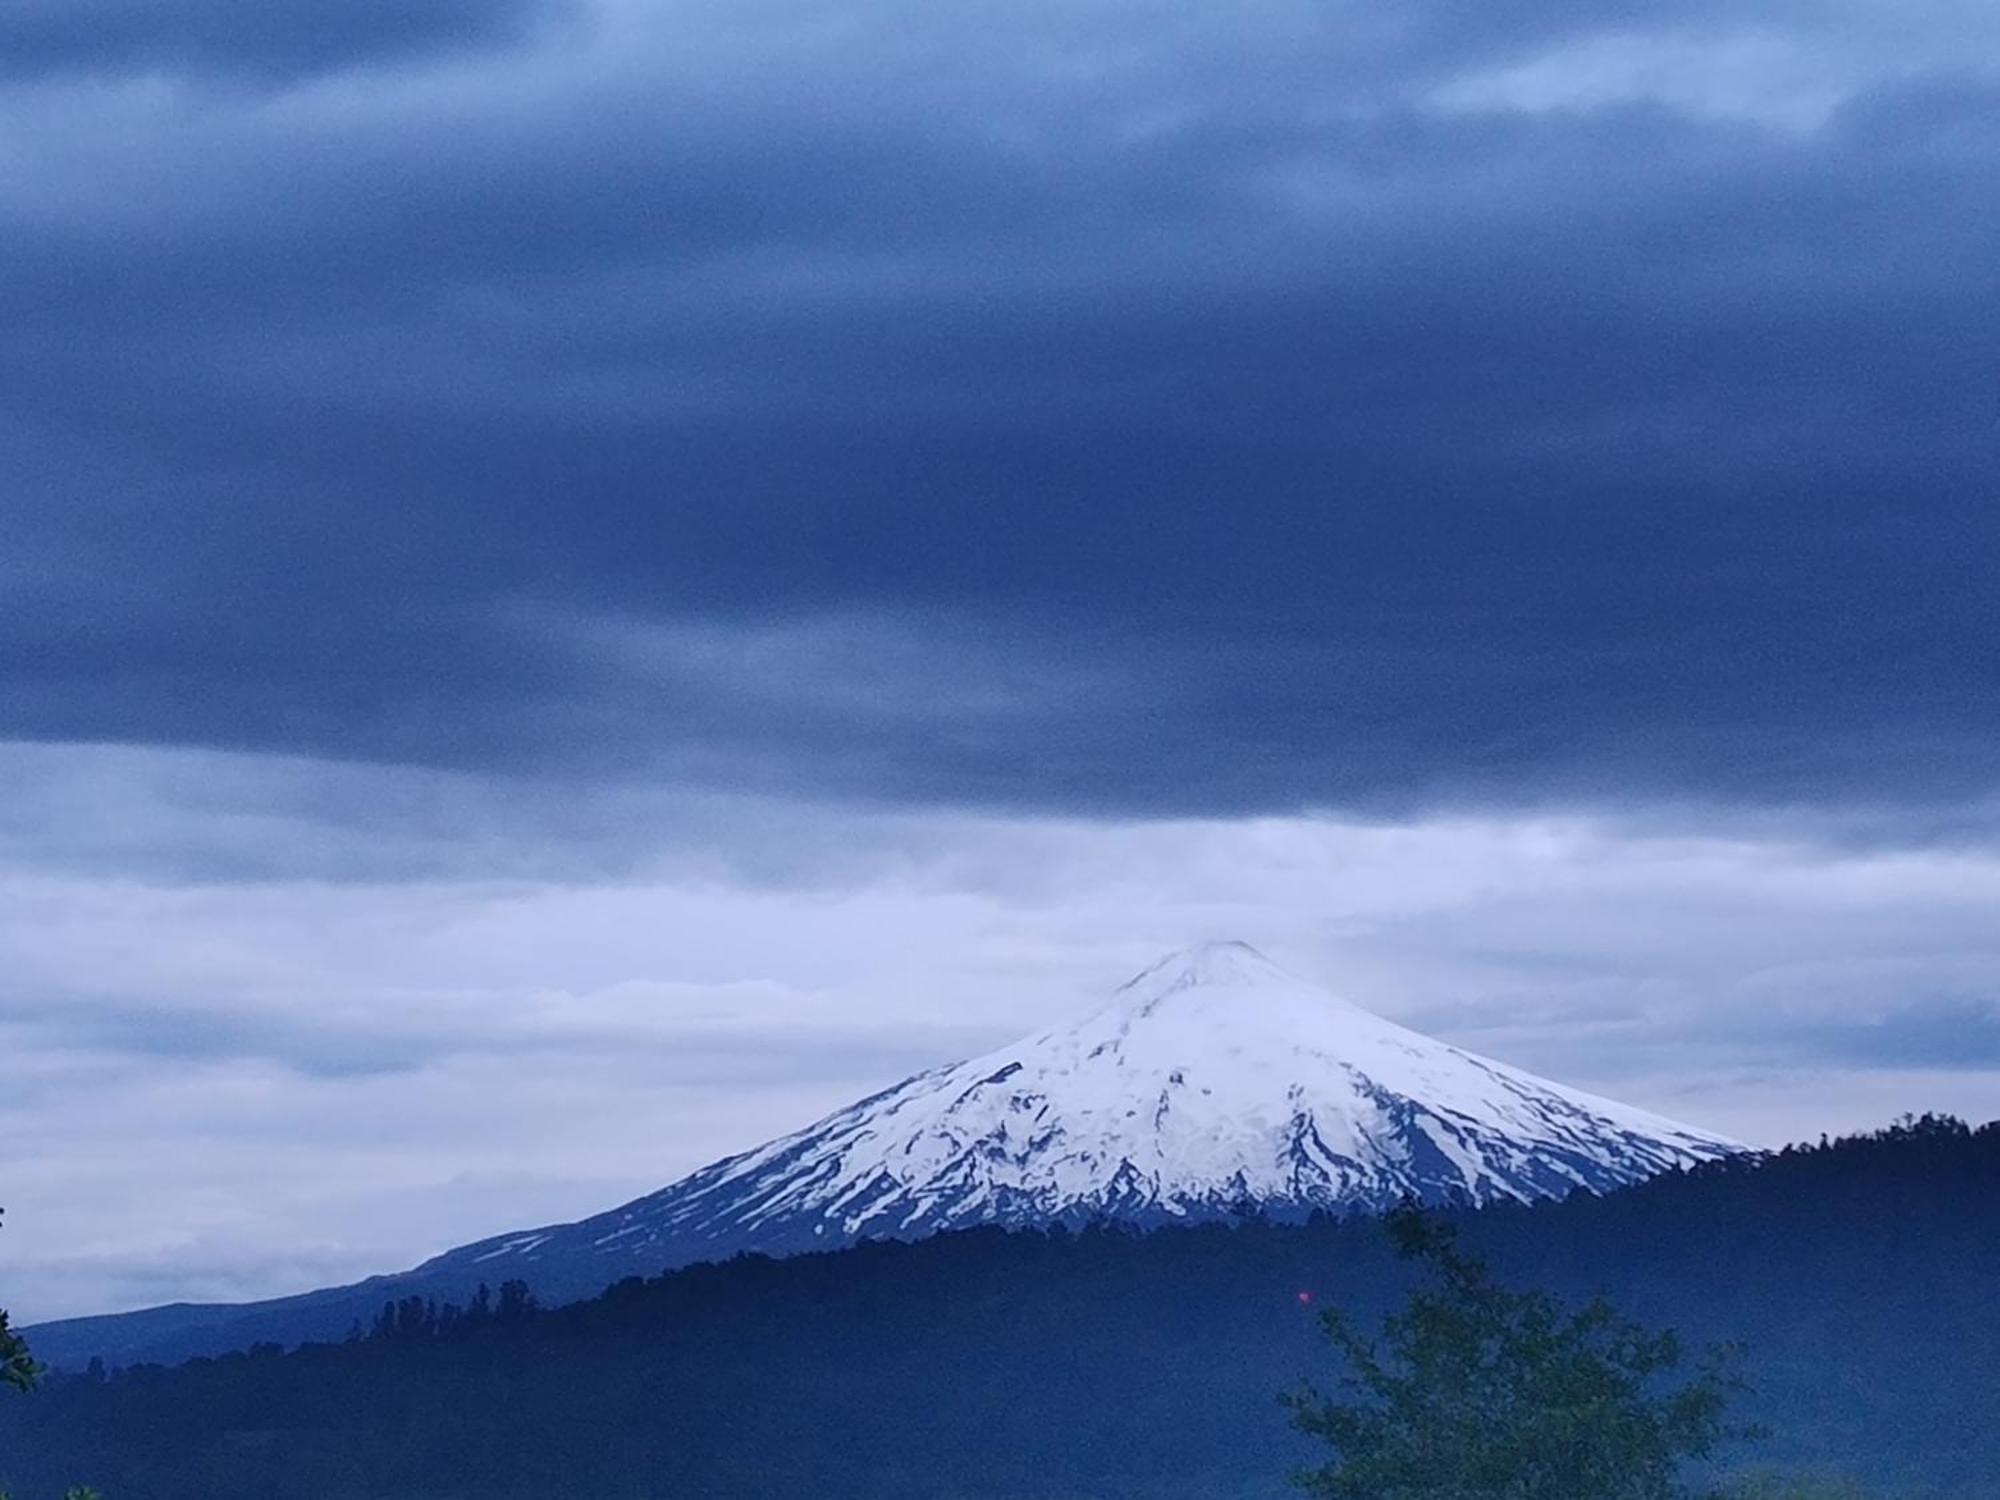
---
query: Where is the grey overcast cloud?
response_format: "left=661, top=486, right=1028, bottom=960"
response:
left=3, top=0, right=1999, bottom=1321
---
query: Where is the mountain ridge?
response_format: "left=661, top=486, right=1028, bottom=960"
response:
left=27, top=942, right=1741, bottom=1368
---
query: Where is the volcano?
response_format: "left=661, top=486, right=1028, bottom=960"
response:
left=28, top=942, right=1741, bottom=1369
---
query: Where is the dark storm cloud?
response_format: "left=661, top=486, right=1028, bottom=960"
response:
left=3, top=1, right=1998, bottom=816
left=0, top=0, right=567, bottom=83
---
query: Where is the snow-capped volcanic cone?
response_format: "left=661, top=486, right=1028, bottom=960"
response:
left=27, top=942, right=1745, bottom=1368
left=428, top=941, right=1741, bottom=1279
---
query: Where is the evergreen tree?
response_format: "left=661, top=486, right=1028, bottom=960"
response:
left=1, top=1208, right=38, bottom=1393
left=0, top=1307, right=33, bottom=1395
left=0, top=1210, right=86, bottom=1497
left=1285, top=1204, right=1749, bottom=1499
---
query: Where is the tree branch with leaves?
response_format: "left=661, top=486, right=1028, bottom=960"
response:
left=1284, top=1204, right=1757, bottom=1500
left=1, top=1208, right=39, bottom=1394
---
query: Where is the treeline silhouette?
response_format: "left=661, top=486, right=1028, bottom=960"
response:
left=0, top=1116, right=1993, bottom=1499
left=355, top=1275, right=540, bottom=1345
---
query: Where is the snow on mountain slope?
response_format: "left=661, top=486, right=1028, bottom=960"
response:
left=426, top=942, right=1742, bottom=1280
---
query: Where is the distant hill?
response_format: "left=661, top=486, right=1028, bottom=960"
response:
left=27, top=941, right=1738, bottom=1371
left=2, top=1116, right=1994, bottom=1500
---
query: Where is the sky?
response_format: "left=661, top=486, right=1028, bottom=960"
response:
left=2, top=0, right=1998, bottom=1323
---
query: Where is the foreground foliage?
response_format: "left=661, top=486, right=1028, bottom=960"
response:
left=1287, top=1205, right=1747, bottom=1499
left=3, top=1211, right=101, bottom=1497
left=1, top=1211, right=38, bottom=1396
left=0, top=1310, right=34, bottom=1398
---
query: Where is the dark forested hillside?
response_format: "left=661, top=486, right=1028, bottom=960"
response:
left=2, top=1117, right=1994, bottom=1500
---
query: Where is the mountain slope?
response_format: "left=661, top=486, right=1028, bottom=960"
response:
left=29, top=942, right=1739, bottom=1368
left=431, top=941, right=1737, bottom=1280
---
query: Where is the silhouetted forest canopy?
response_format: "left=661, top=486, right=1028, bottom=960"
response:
left=0, top=1116, right=1992, bottom=1499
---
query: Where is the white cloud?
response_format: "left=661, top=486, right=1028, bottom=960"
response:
left=1428, top=29, right=1863, bottom=130
left=1427, top=8, right=2000, bottom=131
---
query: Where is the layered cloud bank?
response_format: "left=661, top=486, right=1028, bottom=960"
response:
left=3, top=0, right=1997, bottom=1320
left=4, top=0, right=1998, bottom=811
